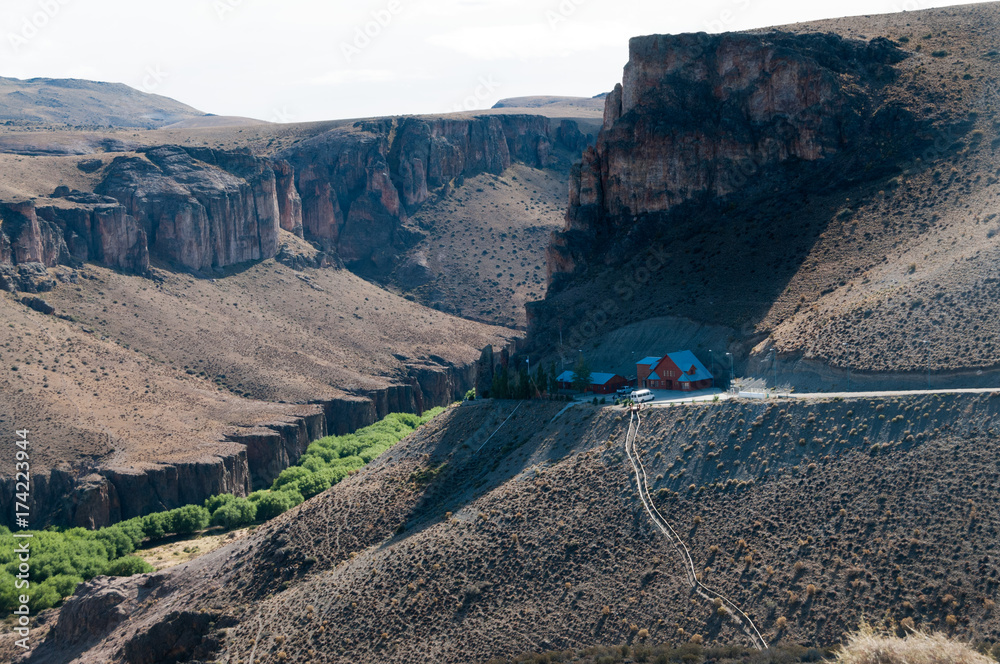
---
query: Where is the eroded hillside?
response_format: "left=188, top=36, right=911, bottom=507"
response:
left=0, top=91, right=599, bottom=527
left=0, top=258, right=516, bottom=528
left=530, top=3, right=1000, bottom=387
left=23, top=394, right=1000, bottom=663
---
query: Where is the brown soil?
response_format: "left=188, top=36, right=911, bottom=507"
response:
left=395, top=164, right=568, bottom=328
left=1, top=259, right=515, bottom=475
left=28, top=394, right=1000, bottom=663
left=534, top=3, right=1000, bottom=376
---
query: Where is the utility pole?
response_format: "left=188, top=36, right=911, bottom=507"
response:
left=709, top=350, right=715, bottom=388
left=920, top=339, right=930, bottom=389
left=726, top=352, right=734, bottom=387
left=843, top=342, right=851, bottom=392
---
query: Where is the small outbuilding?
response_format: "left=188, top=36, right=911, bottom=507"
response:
left=556, top=370, right=629, bottom=394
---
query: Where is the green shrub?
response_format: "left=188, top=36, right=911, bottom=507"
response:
left=0, top=409, right=445, bottom=614
left=205, top=493, right=239, bottom=513
left=118, top=518, right=146, bottom=548
left=254, top=491, right=298, bottom=520
left=28, top=581, right=64, bottom=612
left=295, top=472, right=333, bottom=499
left=104, top=556, right=154, bottom=577
left=272, top=465, right=312, bottom=491
left=248, top=490, right=268, bottom=503
left=141, top=512, right=169, bottom=539
left=94, top=525, right=136, bottom=559
left=166, top=505, right=210, bottom=535
left=210, top=497, right=257, bottom=529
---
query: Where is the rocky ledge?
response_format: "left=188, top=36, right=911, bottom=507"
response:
left=280, top=114, right=588, bottom=276
left=0, top=345, right=512, bottom=529
left=548, top=31, right=914, bottom=283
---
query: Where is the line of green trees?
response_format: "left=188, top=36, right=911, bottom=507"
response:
left=0, top=407, right=443, bottom=613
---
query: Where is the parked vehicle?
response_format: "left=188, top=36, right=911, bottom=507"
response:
left=616, top=385, right=634, bottom=396
left=631, top=389, right=654, bottom=403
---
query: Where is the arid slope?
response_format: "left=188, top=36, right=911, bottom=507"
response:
left=531, top=3, right=1000, bottom=386
left=2, top=257, right=515, bottom=469
left=21, top=394, right=1000, bottom=663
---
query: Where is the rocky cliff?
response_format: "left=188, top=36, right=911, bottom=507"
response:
left=280, top=114, right=575, bottom=275
left=550, top=31, right=914, bottom=284
left=0, top=199, right=149, bottom=289
left=0, top=350, right=503, bottom=529
left=3, top=113, right=579, bottom=283
left=529, top=29, right=951, bottom=365
left=0, top=146, right=300, bottom=280
left=95, top=146, right=298, bottom=272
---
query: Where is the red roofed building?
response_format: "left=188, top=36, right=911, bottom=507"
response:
left=636, top=351, right=713, bottom=391
left=556, top=370, right=629, bottom=394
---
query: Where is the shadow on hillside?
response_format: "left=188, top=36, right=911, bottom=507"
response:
left=375, top=400, right=581, bottom=550
left=530, top=114, right=974, bottom=364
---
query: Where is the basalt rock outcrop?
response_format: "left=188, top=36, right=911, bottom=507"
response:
left=550, top=31, right=915, bottom=286
left=0, top=352, right=502, bottom=529
left=0, top=199, right=149, bottom=281
left=95, top=146, right=297, bottom=272
left=280, top=114, right=572, bottom=275
left=4, top=114, right=578, bottom=282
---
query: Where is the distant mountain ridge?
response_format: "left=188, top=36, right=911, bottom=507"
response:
left=0, top=75, right=257, bottom=129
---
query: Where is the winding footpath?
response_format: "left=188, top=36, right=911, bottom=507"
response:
left=623, top=407, right=769, bottom=651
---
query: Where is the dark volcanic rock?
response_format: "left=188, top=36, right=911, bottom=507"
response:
left=0, top=262, right=57, bottom=293
left=33, top=203, right=149, bottom=274
left=476, top=345, right=495, bottom=398
left=281, top=114, right=556, bottom=276
left=0, top=200, right=69, bottom=267
left=21, top=295, right=55, bottom=314
left=95, top=146, right=283, bottom=271
left=76, top=158, right=105, bottom=173
left=272, top=158, right=304, bottom=236
left=552, top=31, right=916, bottom=284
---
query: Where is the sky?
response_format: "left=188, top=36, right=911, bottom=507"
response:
left=0, top=0, right=993, bottom=123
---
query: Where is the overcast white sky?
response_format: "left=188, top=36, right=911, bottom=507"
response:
left=0, top=0, right=992, bottom=122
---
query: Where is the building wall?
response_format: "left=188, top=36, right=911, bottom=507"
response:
left=593, top=376, right=627, bottom=394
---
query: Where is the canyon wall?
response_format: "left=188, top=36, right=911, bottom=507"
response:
left=3, top=113, right=583, bottom=282
left=280, top=114, right=574, bottom=275
left=0, top=146, right=301, bottom=279
left=0, top=199, right=149, bottom=291
left=96, top=146, right=298, bottom=272
left=0, top=355, right=496, bottom=529
left=549, top=31, right=913, bottom=285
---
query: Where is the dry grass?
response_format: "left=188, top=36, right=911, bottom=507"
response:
left=399, top=164, right=566, bottom=328
left=0, top=258, right=515, bottom=477
left=536, top=3, right=1000, bottom=377
left=30, top=396, right=1000, bottom=663
left=835, top=625, right=996, bottom=664
left=137, top=528, right=250, bottom=571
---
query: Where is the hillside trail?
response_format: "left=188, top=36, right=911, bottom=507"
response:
left=623, top=406, right=769, bottom=650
